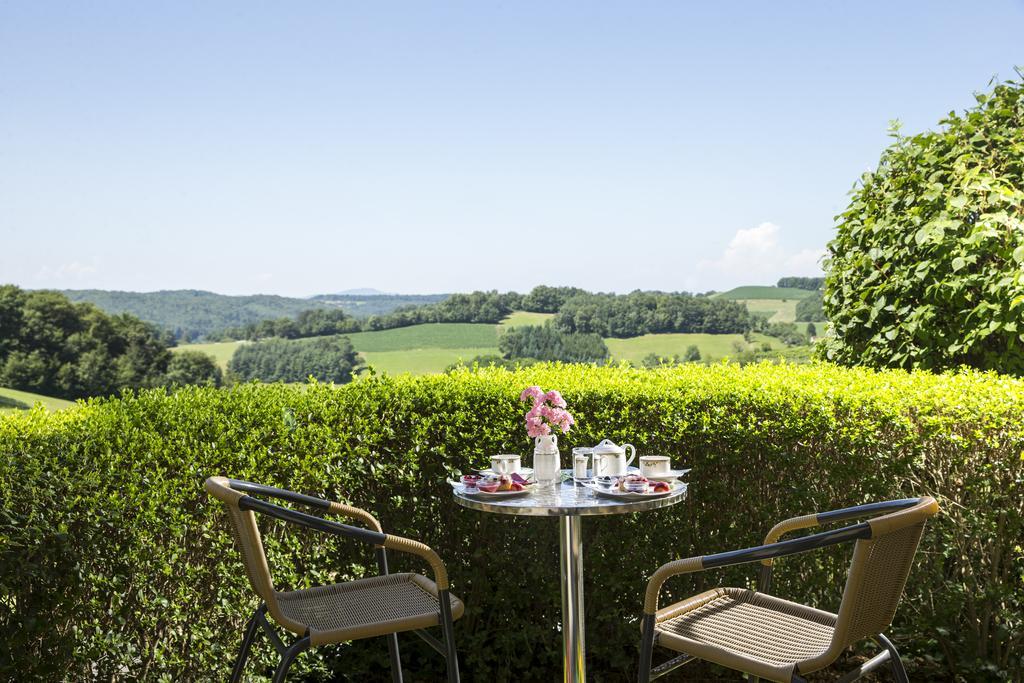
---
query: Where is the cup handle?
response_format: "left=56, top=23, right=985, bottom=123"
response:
left=623, top=444, right=635, bottom=467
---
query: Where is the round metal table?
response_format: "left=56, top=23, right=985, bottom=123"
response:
left=453, top=471, right=687, bottom=682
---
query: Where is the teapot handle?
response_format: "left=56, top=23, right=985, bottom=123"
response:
left=623, top=444, right=636, bottom=467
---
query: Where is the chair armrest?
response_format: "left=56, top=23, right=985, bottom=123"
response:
left=644, top=556, right=705, bottom=614
left=226, top=478, right=384, bottom=533
left=643, top=522, right=871, bottom=614
left=762, top=513, right=820, bottom=565
left=760, top=498, right=923, bottom=566
left=383, top=535, right=451, bottom=590
left=327, top=501, right=383, bottom=533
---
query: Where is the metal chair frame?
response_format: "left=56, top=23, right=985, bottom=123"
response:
left=639, top=498, right=934, bottom=683
left=211, top=478, right=460, bottom=683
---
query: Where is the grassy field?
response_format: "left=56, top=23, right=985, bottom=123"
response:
left=360, top=348, right=499, bottom=374
left=498, top=311, right=554, bottom=328
left=175, top=324, right=501, bottom=375
left=0, top=387, right=74, bottom=414
left=714, top=285, right=814, bottom=300
left=605, top=333, right=756, bottom=364
left=345, top=323, right=498, bottom=352
left=172, top=310, right=819, bottom=377
left=740, top=298, right=799, bottom=323
left=173, top=340, right=246, bottom=371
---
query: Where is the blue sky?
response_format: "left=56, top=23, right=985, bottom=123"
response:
left=2, top=1, right=1022, bottom=296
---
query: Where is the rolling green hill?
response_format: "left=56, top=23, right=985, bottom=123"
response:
left=173, top=307, right=818, bottom=377
left=713, top=286, right=815, bottom=300
left=345, top=323, right=498, bottom=352
left=60, top=289, right=451, bottom=341
left=0, top=387, right=74, bottom=414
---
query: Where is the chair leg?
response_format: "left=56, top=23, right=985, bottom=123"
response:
left=272, top=636, right=311, bottom=683
left=229, top=608, right=262, bottom=683
left=638, top=614, right=655, bottom=683
left=439, top=590, right=461, bottom=683
left=876, top=633, right=909, bottom=683
left=386, top=633, right=404, bottom=683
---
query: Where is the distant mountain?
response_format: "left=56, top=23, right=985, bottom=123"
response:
left=61, top=289, right=340, bottom=341
left=330, top=287, right=389, bottom=296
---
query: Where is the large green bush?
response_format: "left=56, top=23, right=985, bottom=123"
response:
left=1, top=364, right=1021, bottom=681
left=823, top=74, right=1024, bottom=374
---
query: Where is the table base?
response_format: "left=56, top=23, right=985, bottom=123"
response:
left=559, top=515, right=585, bottom=682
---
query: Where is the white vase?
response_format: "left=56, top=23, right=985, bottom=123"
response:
left=533, top=434, right=560, bottom=483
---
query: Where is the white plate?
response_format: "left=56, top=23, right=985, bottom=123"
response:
left=449, top=482, right=533, bottom=498
left=477, top=467, right=534, bottom=477
left=642, top=469, right=691, bottom=482
left=583, top=480, right=684, bottom=501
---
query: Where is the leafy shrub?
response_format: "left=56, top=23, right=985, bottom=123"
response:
left=228, top=335, right=361, bottom=383
left=823, top=74, right=1024, bottom=373
left=1, top=364, right=1021, bottom=680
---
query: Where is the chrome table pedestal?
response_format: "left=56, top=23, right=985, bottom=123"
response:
left=453, top=471, right=686, bottom=682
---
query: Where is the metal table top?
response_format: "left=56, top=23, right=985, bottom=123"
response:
left=452, top=470, right=687, bottom=517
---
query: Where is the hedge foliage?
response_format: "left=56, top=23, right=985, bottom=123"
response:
left=823, top=74, right=1024, bottom=374
left=1, top=363, right=1022, bottom=681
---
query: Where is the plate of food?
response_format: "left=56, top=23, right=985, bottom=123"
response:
left=477, top=467, right=534, bottom=477
left=450, top=473, right=533, bottom=498
left=583, top=474, right=683, bottom=500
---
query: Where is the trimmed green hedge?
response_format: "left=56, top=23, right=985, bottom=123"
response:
left=1, top=364, right=1021, bottom=681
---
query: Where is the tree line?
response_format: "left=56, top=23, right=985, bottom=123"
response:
left=0, top=286, right=221, bottom=400
left=208, top=286, right=755, bottom=343
left=776, top=277, right=825, bottom=291
left=553, top=291, right=752, bottom=337
left=228, top=335, right=361, bottom=384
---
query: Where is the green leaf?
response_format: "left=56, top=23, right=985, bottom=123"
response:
left=952, top=257, right=967, bottom=271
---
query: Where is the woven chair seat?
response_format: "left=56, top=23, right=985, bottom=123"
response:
left=654, top=588, right=837, bottom=682
left=276, top=572, right=465, bottom=646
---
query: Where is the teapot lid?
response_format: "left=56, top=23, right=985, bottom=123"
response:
left=591, top=439, right=624, bottom=455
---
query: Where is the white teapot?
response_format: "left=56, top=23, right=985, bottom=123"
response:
left=591, top=439, right=636, bottom=477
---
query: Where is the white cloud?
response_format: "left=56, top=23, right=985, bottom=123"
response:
left=34, top=261, right=99, bottom=282
left=698, top=222, right=824, bottom=286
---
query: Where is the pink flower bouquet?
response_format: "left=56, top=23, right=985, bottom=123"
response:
left=519, top=386, right=575, bottom=437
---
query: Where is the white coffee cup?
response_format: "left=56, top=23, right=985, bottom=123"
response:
left=640, top=456, right=671, bottom=477
left=490, top=454, right=521, bottom=475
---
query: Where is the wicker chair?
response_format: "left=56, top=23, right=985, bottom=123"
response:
left=638, top=497, right=938, bottom=683
left=205, top=477, right=463, bottom=683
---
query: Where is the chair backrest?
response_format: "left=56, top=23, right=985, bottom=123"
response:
left=830, top=496, right=938, bottom=649
left=205, top=476, right=279, bottom=609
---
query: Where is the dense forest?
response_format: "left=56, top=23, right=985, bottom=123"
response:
left=498, top=323, right=609, bottom=363
left=553, top=291, right=752, bottom=337
left=795, top=291, right=824, bottom=322
left=228, top=335, right=361, bottom=383
left=0, top=286, right=221, bottom=399
left=209, top=308, right=362, bottom=341
left=776, top=276, right=825, bottom=291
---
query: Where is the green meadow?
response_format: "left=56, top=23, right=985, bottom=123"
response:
left=604, top=333, right=755, bottom=364
left=174, top=309, right=818, bottom=376
left=714, top=285, right=814, bottom=300
left=0, top=387, right=74, bottom=414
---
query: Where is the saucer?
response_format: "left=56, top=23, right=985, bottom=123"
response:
left=641, top=468, right=691, bottom=482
